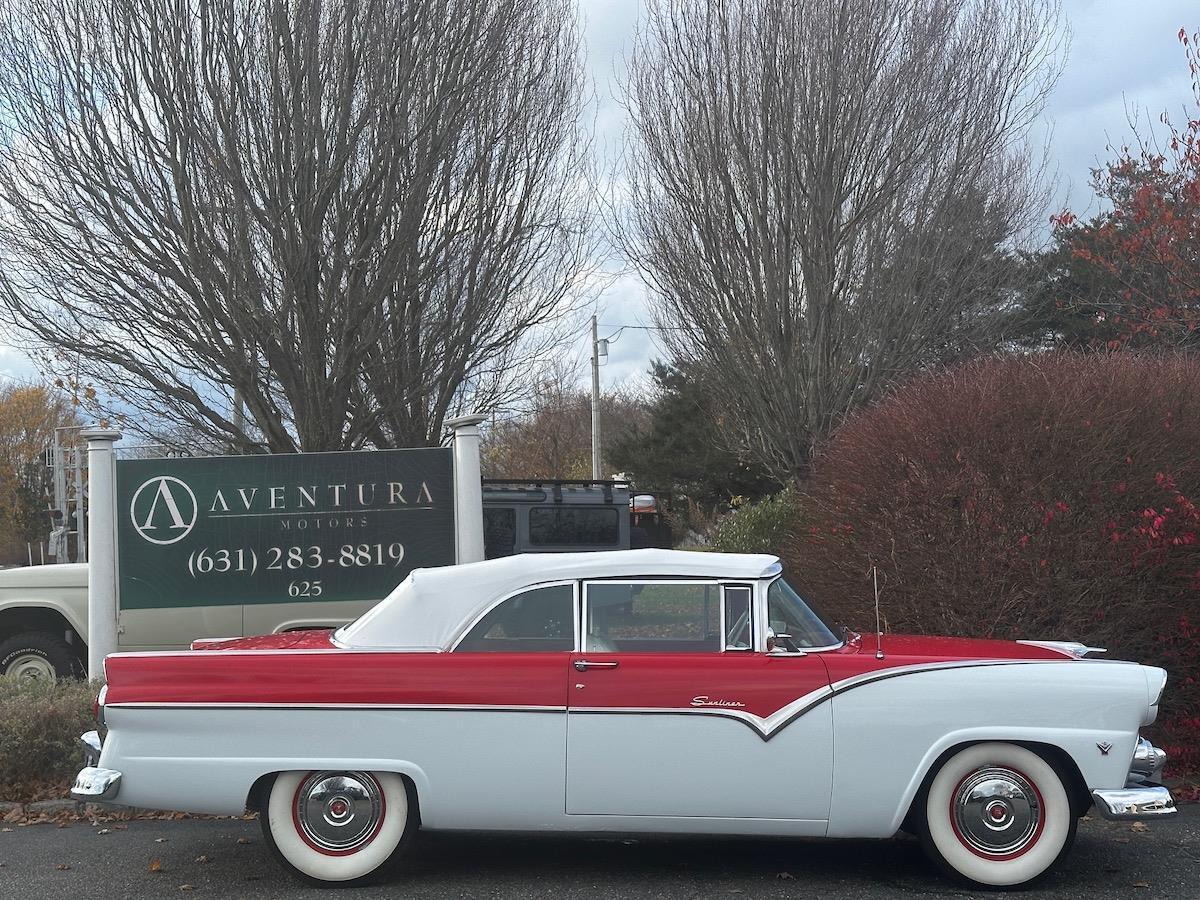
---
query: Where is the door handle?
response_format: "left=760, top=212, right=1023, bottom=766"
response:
left=574, top=659, right=619, bottom=671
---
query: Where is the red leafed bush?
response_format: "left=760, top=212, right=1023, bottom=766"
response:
left=785, top=353, right=1200, bottom=743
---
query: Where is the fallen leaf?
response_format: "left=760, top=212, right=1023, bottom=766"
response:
left=236, top=837, right=251, bottom=845
left=195, top=855, right=211, bottom=863
left=155, top=837, right=168, bottom=843
left=56, top=863, right=71, bottom=871
left=1132, top=882, right=1150, bottom=889
left=1130, top=821, right=1148, bottom=832
left=179, top=885, right=194, bottom=892
left=96, top=829, right=110, bottom=835
left=148, top=858, right=163, bottom=873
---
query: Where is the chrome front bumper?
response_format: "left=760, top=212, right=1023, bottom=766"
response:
left=1091, top=737, right=1176, bottom=820
left=70, top=731, right=122, bottom=804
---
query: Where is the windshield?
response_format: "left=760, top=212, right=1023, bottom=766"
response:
left=766, top=576, right=841, bottom=649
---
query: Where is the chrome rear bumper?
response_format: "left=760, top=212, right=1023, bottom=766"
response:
left=70, top=731, right=122, bottom=804
left=1092, top=737, right=1176, bottom=820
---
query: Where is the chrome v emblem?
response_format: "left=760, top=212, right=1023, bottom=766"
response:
left=1096, top=741, right=1113, bottom=756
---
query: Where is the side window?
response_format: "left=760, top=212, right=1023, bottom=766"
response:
left=723, top=586, right=752, bottom=650
left=529, top=508, right=620, bottom=546
left=483, top=507, right=517, bottom=558
left=455, top=584, right=574, bottom=652
left=584, top=582, right=720, bottom=653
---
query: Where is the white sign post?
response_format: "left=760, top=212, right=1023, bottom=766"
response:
left=446, top=413, right=487, bottom=564
left=81, top=426, right=121, bottom=680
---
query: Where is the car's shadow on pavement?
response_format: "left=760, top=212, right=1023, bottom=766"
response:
left=384, top=815, right=1184, bottom=898
left=1, top=809, right=1192, bottom=899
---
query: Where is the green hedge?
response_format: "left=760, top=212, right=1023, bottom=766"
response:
left=0, top=677, right=97, bottom=795
left=709, top=488, right=800, bottom=555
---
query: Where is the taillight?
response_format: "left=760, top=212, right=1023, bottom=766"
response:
left=94, top=684, right=107, bottom=726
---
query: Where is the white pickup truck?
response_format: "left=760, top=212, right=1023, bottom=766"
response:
left=0, top=563, right=90, bottom=679
left=0, top=563, right=371, bottom=680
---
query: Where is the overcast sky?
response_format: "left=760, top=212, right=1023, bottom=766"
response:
left=3, top=0, right=1197, bottom=401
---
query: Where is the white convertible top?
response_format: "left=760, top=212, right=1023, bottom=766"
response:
left=334, top=549, right=781, bottom=650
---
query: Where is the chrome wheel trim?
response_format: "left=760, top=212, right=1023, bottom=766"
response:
left=952, top=766, right=1042, bottom=857
left=5, top=653, right=56, bottom=682
left=293, top=771, right=384, bottom=854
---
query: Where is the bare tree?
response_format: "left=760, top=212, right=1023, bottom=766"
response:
left=618, top=0, right=1063, bottom=478
left=481, top=357, right=649, bottom=479
left=0, top=0, right=591, bottom=452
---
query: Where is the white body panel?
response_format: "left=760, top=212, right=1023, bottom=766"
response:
left=566, top=706, right=832, bottom=819
left=824, top=660, right=1151, bottom=837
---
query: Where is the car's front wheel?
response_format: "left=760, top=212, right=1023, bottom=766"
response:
left=261, top=770, right=413, bottom=885
left=919, top=742, right=1077, bottom=888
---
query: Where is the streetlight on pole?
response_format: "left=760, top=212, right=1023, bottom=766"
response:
left=590, top=320, right=668, bottom=479
left=590, top=314, right=605, bottom=479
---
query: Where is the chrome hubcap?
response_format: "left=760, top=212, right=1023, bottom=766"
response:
left=953, top=767, right=1041, bottom=857
left=6, top=653, right=56, bottom=682
left=294, top=772, right=383, bottom=853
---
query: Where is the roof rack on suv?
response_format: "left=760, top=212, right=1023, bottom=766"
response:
left=482, top=478, right=630, bottom=505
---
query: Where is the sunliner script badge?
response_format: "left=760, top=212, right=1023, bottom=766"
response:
left=691, top=696, right=746, bottom=708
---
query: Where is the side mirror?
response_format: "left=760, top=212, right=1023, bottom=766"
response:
left=766, top=626, right=796, bottom=653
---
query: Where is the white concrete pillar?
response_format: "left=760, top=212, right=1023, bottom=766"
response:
left=81, top=427, right=121, bottom=680
left=446, top=413, right=487, bottom=564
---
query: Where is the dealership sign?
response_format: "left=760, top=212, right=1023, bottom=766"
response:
left=115, top=449, right=455, bottom=609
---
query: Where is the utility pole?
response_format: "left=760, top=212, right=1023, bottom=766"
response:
left=590, top=314, right=602, bottom=479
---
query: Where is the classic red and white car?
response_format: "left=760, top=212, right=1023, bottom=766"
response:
left=72, top=549, right=1175, bottom=888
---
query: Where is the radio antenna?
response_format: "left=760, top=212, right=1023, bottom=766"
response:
left=872, top=565, right=885, bottom=660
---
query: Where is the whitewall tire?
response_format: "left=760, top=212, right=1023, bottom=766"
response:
left=919, top=743, right=1077, bottom=888
left=262, top=770, right=412, bottom=885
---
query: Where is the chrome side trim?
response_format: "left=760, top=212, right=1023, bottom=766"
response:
left=71, top=766, right=122, bottom=802
left=1016, top=640, right=1107, bottom=658
left=1091, top=786, right=1176, bottom=819
left=107, top=702, right=567, bottom=712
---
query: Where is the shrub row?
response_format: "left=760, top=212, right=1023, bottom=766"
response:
left=0, top=676, right=96, bottom=799
left=780, top=353, right=1200, bottom=728
left=710, top=489, right=801, bottom=554
left=708, top=354, right=1199, bottom=742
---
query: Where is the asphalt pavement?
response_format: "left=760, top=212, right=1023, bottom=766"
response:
left=0, top=804, right=1196, bottom=899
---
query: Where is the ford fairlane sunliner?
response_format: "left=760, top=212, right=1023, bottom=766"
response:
left=72, top=549, right=1176, bottom=888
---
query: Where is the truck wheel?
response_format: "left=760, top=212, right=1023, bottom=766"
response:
left=0, top=631, right=79, bottom=681
left=919, top=742, right=1077, bottom=888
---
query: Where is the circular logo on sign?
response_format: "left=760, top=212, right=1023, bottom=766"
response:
left=130, top=476, right=198, bottom=545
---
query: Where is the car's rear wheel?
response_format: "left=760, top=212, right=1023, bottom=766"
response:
left=919, top=742, right=1077, bottom=889
left=261, top=770, right=413, bottom=885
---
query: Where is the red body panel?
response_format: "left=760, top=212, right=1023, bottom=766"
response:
left=104, top=651, right=569, bottom=708
left=105, top=631, right=1068, bottom=715
left=862, top=634, right=1067, bottom=660
left=567, top=652, right=829, bottom=718
left=191, top=631, right=336, bottom=652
